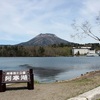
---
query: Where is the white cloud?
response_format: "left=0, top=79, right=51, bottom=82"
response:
left=0, top=0, right=100, bottom=44
left=0, top=0, right=68, bottom=34
left=81, top=0, right=100, bottom=17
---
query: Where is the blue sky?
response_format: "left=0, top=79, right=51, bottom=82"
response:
left=0, top=0, right=100, bottom=45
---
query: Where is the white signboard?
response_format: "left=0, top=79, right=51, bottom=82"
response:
left=2, top=70, right=30, bottom=83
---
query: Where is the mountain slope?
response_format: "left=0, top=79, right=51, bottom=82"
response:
left=18, top=33, right=71, bottom=46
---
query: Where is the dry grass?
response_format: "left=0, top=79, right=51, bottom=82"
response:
left=1, top=70, right=100, bottom=100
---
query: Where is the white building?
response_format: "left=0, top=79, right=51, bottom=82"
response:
left=97, top=50, right=100, bottom=55
left=72, top=47, right=95, bottom=55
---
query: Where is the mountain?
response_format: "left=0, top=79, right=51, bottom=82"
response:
left=18, top=33, right=72, bottom=46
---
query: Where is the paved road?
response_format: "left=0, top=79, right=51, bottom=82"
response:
left=68, top=86, right=100, bottom=100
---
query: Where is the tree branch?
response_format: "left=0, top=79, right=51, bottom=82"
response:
left=71, top=20, right=100, bottom=41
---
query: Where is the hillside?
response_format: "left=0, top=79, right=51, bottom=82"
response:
left=18, top=33, right=71, bottom=46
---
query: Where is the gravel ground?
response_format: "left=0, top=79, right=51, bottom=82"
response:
left=1, top=70, right=100, bottom=100
left=0, top=83, right=75, bottom=100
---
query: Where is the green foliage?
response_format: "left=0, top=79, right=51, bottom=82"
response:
left=0, top=45, right=73, bottom=57
left=0, top=43, right=99, bottom=57
left=34, top=80, right=40, bottom=84
left=75, top=51, right=80, bottom=56
left=38, top=47, right=45, bottom=56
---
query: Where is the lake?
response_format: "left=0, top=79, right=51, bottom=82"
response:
left=0, top=57, right=100, bottom=83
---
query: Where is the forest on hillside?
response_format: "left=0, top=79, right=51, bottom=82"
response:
left=0, top=44, right=73, bottom=57
left=0, top=43, right=100, bottom=57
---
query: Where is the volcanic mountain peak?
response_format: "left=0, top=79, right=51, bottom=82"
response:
left=37, top=33, right=57, bottom=37
left=18, top=33, right=71, bottom=46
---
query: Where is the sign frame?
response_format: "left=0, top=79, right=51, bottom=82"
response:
left=0, top=69, right=34, bottom=92
left=2, top=70, right=30, bottom=83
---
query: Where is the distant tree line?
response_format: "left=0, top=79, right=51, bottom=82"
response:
left=0, top=43, right=100, bottom=57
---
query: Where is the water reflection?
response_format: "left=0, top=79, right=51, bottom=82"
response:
left=18, top=62, right=100, bottom=82
left=19, top=64, right=65, bottom=78
left=33, top=67, right=64, bottom=78
left=0, top=57, right=100, bottom=83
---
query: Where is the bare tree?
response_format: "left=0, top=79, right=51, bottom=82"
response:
left=71, top=12, right=100, bottom=42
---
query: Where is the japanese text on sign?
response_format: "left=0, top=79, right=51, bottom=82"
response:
left=2, top=70, right=30, bottom=83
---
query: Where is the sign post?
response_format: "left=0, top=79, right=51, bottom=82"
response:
left=27, top=69, right=34, bottom=90
left=0, top=70, right=6, bottom=92
left=0, top=69, right=34, bottom=92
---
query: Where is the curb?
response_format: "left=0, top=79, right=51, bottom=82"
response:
left=68, top=86, right=100, bottom=100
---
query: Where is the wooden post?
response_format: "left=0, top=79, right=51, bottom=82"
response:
left=0, top=70, right=6, bottom=92
left=27, top=69, right=34, bottom=90
left=2, top=83, right=6, bottom=92
left=0, top=70, right=2, bottom=92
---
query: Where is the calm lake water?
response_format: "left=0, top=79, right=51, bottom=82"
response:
left=0, top=57, right=100, bottom=83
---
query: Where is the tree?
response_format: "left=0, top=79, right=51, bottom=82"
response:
left=71, top=12, right=100, bottom=42
left=38, top=47, right=45, bottom=56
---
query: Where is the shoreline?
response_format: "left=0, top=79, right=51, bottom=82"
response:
left=6, top=70, right=100, bottom=86
left=36, top=70, right=100, bottom=84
